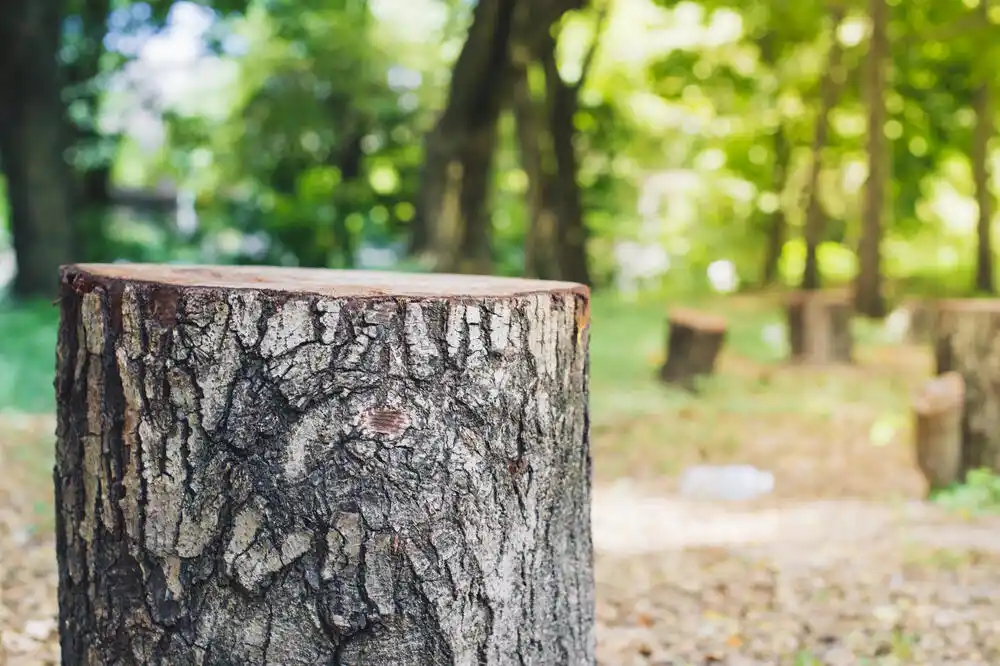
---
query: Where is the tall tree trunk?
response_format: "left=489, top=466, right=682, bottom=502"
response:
left=542, top=36, right=592, bottom=286
left=800, top=8, right=847, bottom=291
left=855, top=0, right=889, bottom=317
left=55, top=263, right=594, bottom=664
left=0, top=0, right=77, bottom=298
left=758, top=33, right=790, bottom=286
left=512, top=63, right=562, bottom=279
left=973, top=0, right=994, bottom=294
left=762, top=127, right=791, bottom=286
left=412, top=0, right=517, bottom=273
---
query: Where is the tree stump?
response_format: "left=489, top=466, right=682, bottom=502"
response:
left=934, top=299, right=1000, bottom=476
left=54, top=264, right=594, bottom=665
left=659, top=308, right=727, bottom=389
left=912, top=371, right=965, bottom=493
left=786, top=290, right=853, bottom=363
left=901, top=297, right=938, bottom=344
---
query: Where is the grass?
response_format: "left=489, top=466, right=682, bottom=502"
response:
left=588, top=290, right=930, bottom=497
left=0, top=298, right=58, bottom=413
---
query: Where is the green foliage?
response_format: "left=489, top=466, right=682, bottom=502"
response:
left=933, top=468, right=1000, bottom=516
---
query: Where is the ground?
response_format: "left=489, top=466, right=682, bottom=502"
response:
left=2, top=291, right=999, bottom=665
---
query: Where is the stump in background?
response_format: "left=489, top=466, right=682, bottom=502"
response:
left=786, top=290, right=853, bottom=363
left=659, top=308, right=727, bottom=390
left=935, top=299, right=1000, bottom=476
left=901, top=297, right=938, bottom=344
left=54, top=264, right=594, bottom=665
left=912, top=371, right=964, bottom=493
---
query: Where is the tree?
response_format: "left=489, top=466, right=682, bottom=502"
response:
left=54, top=263, right=594, bottom=664
left=972, top=0, right=995, bottom=294
left=512, top=4, right=605, bottom=284
left=411, top=0, right=519, bottom=273
left=800, top=7, right=847, bottom=291
left=0, top=0, right=78, bottom=298
left=855, top=0, right=889, bottom=316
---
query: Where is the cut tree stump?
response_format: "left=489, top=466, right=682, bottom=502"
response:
left=912, top=371, right=965, bottom=493
left=54, top=264, right=594, bottom=665
left=659, top=308, right=727, bottom=389
left=934, top=299, right=1000, bottom=476
left=900, top=297, right=938, bottom=344
left=786, top=290, right=853, bottom=363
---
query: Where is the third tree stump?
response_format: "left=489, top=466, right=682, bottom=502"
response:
left=786, top=290, right=853, bottom=363
left=54, top=263, right=594, bottom=665
left=659, top=308, right=727, bottom=389
left=935, top=299, right=1000, bottom=476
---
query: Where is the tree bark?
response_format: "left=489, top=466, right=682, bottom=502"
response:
left=973, top=0, right=995, bottom=294
left=934, top=300, right=1000, bottom=477
left=55, top=264, right=595, bottom=665
left=0, top=0, right=78, bottom=298
left=855, top=0, right=889, bottom=317
left=800, top=8, right=847, bottom=292
left=659, top=308, right=727, bottom=390
left=900, top=297, right=938, bottom=344
left=786, top=290, right=854, bottom=363
left=912, top=371, right=964, bottom=494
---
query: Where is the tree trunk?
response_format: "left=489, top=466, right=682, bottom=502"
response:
left=912, top=371, right=964, bottom=494
left=511, top=63, right=562, bottom=280
left=786, top=290, right=854, bottom=363
left=542, top=36, right=592, bottom=286
left=800, top=8, right=847, bottom=291
left=855, top=0, right=889, bottom=317
left=54, top=263, right=594, bottom=665
left=758, top=33, right=790, bottom=287
left=934, top=300, right=1000, bottom=477
left=659, top=308, right=728, bottom=390
left=973, top=1, right=994, bottom=294
left=0, top=0, right=77, bottom=298
left=411, top=0, right=516, bottom=273
left=762, top=127, right=790, bottom=286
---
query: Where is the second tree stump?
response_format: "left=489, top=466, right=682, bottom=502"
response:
left=912, top=371, right=965, bottom=493
left=786, top=290, right=853, bottom=363
left=659, top=308, right=727, bottom=390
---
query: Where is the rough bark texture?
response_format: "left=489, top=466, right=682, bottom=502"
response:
left=854, top=0, right=889, bottom=317
left=659, top=309, right=727, bottom=390
left=800, top=8, right=846, bottom=292
left=786, top=290, right=853, bottom=364
left=54, top=264, right=594, bottom=665
left=934, top=301, right=1000, bottom=477
left=912, top=371, right=964, bottom=494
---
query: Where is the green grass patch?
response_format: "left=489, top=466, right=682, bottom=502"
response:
left=0, top=298, right=58, bottom=413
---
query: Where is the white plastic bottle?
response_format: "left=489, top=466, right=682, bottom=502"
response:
left=678, top=464, right=775, bottom=501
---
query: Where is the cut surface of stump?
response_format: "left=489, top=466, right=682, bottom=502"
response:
left=935, top=299, right=1000, bottom=477
left=54, top=263, right=594, bottom=665
left=659, top=308, right=727, bottom=390
left=912, top=371, right=964, bottom=493
left=786, top=290, right=853, bottom=363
